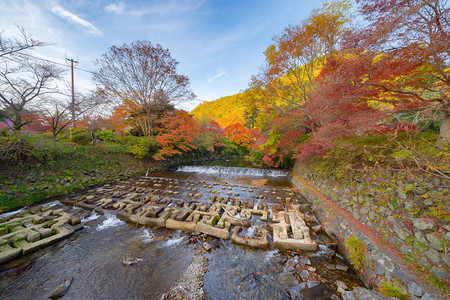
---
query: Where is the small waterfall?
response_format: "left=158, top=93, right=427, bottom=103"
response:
left=176, top=166, right=288, bottom=177
left=81, top=211, right=100, bottom=224
left=160, top=230, right=185, bottom=247
left=253, top=200, right=260, bottom=210
left=96, top=214, right=125, bottom=231
left=138, top=229, right=154, bottom=244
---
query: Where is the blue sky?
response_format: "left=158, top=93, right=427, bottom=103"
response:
left=0, top=0, right=323, bottom=111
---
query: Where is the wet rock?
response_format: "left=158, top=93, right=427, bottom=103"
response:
left=299, top=257, right=311, bottom=266
left=342, top=287, right=390, bottom=300
left=122, top=257, right=143, bottom=266
left=307, top=281, right=320, bottom=288
left=48, top=277, right=73, bottom=299
left=299, top=270, right=310, bottom=281
left=301, top=282, right=326, bottom=299
left=311, top=225, right=322, bottom=233
left=84, top=216, right=107, bottom=227
left=407, top=281, right=423, bottom=297
left=29, top=206, right=42, bottom=214
left=336, top=264, right=349, bottom=272
left=336, top=280, right=348, bottom=294
left=288, top=282, right=307, bottom=298
left=203, top=242, right=211, bottom=251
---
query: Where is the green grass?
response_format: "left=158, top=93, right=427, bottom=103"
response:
left=379, top=280, right=409, bottom=300
left=345, top=236, right=367, bottom=270
left=0, top=139, right=153, bottom=213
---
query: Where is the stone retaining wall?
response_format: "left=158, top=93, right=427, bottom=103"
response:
left=291, top=160, right=449, bottom=299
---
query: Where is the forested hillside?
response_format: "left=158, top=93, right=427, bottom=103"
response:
left=190, top=94, right=247, bottom=128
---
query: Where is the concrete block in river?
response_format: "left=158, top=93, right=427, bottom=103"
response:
left=0, top=243, right=22, bottom=264
left=272, top=205, right=318, bottom=251
left=231, top=226, right=270, bottom=249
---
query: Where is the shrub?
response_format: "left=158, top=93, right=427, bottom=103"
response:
left=310, top=131, right=447, bottom=180
left=0, top=129, right=8, bottom=137
left=96, top=130, right=114, bottom=142
left=124, top=136, right=159, bottom=159
left=30, top=140, right=81, bottom=161
left=72, top=134, right=91, bottom=145
left=345, top=236, right=367, bottom=270
left=249, top=149, right=264, bottom=165
left=0, top=134, right=34, bottom=162
left=219, top=137, right=241, bottom=156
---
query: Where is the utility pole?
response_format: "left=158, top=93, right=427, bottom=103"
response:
left=66, top=57, right=78, bottom=127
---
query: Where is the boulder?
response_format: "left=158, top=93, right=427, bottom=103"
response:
left=48, top=277, right=73, bottom=299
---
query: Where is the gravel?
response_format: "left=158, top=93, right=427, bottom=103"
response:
left=162, top=250, right=209, bottom=299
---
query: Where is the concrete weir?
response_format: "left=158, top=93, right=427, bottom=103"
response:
left=1, top=176, right=318, bottom=264
left=74, top=177, right=318, bottom=251
left=0, top=205, right=83, bottom=264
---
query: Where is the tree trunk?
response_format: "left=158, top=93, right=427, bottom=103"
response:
left=439, top=111, right=450, bottom=143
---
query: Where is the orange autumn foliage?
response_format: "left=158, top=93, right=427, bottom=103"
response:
left=153, top=110, right=200, bottom=160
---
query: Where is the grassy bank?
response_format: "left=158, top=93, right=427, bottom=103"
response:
left=0, top=139, right=164, bottom=213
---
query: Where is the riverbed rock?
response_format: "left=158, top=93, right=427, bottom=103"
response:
left=299, top=256, right=311, bottom=266
left=122, top=257, right=143, bottom=266
left=336, top=280, right=348, bottom=294
left=203, top=242, right=211, bottom=251
left=342, top=287, right=390, bottom=300
left=336, top=264, right=349, bottom=272
left=48, top=277, right=73, bottom=299
left=299, top=270, right=310, bottom=281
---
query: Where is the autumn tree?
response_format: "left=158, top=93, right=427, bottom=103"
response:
left=250, top=0, right=352, bottom=112
left=313, top=0, right=450, bottom=143
left=153, top=110, right=200, bottom=160
left=223, top=123, right=256, bottom=150
left=94, top=41, right=195, bottom=136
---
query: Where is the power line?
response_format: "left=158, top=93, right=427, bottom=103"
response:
left=11, top=52, right=95, bottom=74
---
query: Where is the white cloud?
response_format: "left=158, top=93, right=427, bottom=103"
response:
left=105, top=2, right=125, bottom=15
left=207, top=70, right=227, bottom=83
left=51, top=4, right=103, bottom=36
left=104, top=0, right=206, bottom=17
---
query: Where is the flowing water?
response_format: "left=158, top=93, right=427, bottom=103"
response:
left=0, top=162, right=364, bottom=299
